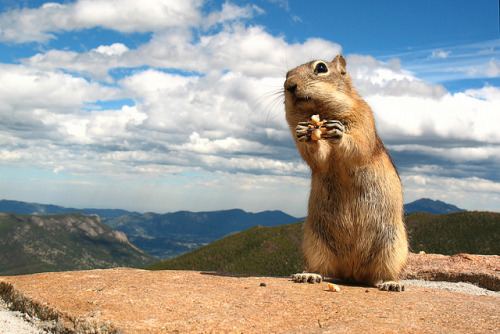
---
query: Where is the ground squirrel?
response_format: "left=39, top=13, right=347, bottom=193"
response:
left=285, top=55, right=408, bottom=291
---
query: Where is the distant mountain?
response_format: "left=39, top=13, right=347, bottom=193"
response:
left=1, top=198, right=469, bottom=261
left=404, top=198, right=465, bottom=214
left=2, top=198, right=467, bottom=220
left=108, top=209, right=303, bottom=260
left=0, top=199, right=137, bottom=222
left=0, top=212, right=157, bottom=276
left=147, top=211, right=499, bottom=276
left=146, top=223, right=305, bottom=276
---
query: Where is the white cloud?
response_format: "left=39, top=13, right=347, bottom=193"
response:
left=430, top=49, right=451, bottom=59
left=467, top=58, right=500, bottom=78
left=1, top=1, right=500, bottom=214
left=376, top=40, right=500, bottom=85
left=402, top=173, right=500, bottom=212
left=346, top=55, right=487, bottom=161
left=0, top=64, right=121, bottom=113
left=4, top=25, right=499, bottom=183
left=84, top=105, right=148, bottom=143
left=0, top=0, right=203, bottom=43
left=177, top=132, right=270, bottom=155
left=92, top=43, right=129, bottom=56
left=23, top=47, right=132, bottom=83
left=202, top=2, right=261, bottom=28
left=367, top=86, right=500, bottom=144
left=0, top=56, right=294, bottom=177
left=72, top=0, right=202, bottom=32
left=390, top=144, right=500, bottom=164
left=119, top=69, right=199, bottom=100
left=268, top=0, right=290, bottom=11
left=0, top=150, right=23, bottom=162
left=465, top=85, right=500, bottom=101
left=22, top=24, right=341, bottom=81
left=348, top=55, right=447, bottom=98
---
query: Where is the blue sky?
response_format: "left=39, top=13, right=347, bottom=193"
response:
left=0, top=0, right=499, bottom=216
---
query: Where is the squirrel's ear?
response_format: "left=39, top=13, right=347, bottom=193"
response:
left=332, top=54, right=347, bottom=75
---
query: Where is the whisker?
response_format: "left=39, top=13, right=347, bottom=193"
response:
left=250, top=86, right=286, bottom=126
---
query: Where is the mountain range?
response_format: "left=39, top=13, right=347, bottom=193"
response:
left=0, top=197, right=466, bottom=219
left=106, top=209, right=302, bottom=259
left=404, top=198, right=466, bottom=214
left=0, top=212, right=157, bottom=276
left=147, top=211, right=500, bottom=277
left=0, top=198, right=467, bottom=261
left=0, top=200, right=137, bottom=222
left=0, top=197, right=493, bottom=278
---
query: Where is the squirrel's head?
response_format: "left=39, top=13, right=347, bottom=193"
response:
left=284, top=55, right=360, bottom=124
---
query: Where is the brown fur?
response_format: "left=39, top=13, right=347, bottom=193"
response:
left=284, top=55, right=408, bottom=289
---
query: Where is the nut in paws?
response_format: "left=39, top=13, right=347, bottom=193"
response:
left=295, top=117, right=344, bottom=142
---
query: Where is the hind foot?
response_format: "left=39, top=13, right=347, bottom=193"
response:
left=378, top=281, right=405, bottom=292
left=291, top=273, right=322, bottom=283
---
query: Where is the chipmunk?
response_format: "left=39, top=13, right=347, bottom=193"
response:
left=285, top=55, right=408, bottom=291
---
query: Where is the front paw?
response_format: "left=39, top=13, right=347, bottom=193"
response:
left=295, top=122, right=311, bottom=142
left=295, top=120, right=344, bottom=142
left=291, top=273, right=323, bottom=283
left=321, top=120, right=344, bottom=142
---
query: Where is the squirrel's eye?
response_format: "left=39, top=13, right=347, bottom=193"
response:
left=314, top=62, right=328, bottom=74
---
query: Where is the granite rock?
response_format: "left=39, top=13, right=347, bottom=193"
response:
left=0, top=254, right=499, bottom=333
left=405, top=253, right=499, bottom=291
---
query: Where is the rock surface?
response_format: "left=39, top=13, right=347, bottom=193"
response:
left=406, top=253, right=500, bottom=291
left=0, top=253, right=499, bottom=333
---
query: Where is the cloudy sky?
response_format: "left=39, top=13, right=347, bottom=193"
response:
left=0, top=0, right=499, bottom=216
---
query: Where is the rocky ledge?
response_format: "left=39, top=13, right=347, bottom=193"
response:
left=405, top=253, right=499, bottom=291
left=0, top=253, right=498, bottom=333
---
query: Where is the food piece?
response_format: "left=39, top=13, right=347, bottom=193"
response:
left=307, top=114, right=328, bottom=141
left=311, top=129, right=322, bottom=141
left=328, top=283, right=340, bottom=292
left=298, top=115, right=342, bottom=142
left=311, top=114, right=321, bottom=124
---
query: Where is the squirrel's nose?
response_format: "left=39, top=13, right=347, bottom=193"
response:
left=285, top=82, right=297, bottom=94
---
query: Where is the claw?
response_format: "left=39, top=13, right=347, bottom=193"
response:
left=297, top=135, right=309, bottom=142
left=378, top=281, right=405, bottom=292
left=291, top=273, right=323, bottom=283
left=323, top=120, right=344, bottom=131
left=295, top=123, right=313, bottom=141
left=322, top=130, right=342, bottom=140
left=320, top=120, right=344, bottom=142
left=295, top=128, right=309, bottom=136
